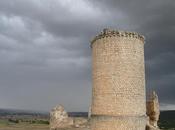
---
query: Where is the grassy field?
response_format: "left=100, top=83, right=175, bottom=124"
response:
left=0, top=119, right=89, bottom=130
left=0, top=119, right=49, bottom=130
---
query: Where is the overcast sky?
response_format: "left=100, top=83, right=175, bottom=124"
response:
left=0, top=0, right=174, bottom=112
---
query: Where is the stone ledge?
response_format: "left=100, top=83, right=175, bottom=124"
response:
left=90, top=28, right=145, bottom=47
left=91, top=114, right=147, bottom=121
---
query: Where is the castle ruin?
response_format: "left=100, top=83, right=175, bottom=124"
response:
left=50, top=105, right=73, bottom=130
left=90, top=29, right=147, bottom=130
left=146, top=91, right=160, bottom=130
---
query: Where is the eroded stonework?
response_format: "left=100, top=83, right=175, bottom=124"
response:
left=88, top=107, right=91, bottom=119
left=146, top=91, right=160, bottom=130
left=50, top=105, right=73, bottom=130
left=90, top=28, right=146, bottom=130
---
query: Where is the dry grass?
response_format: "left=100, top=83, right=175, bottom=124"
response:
left=0, top=123, right=90, bottom=130
left=0, top=119, right=90, bottom=130
left=0, top=122, right=49, bottom=130
left=0, top=125, right=90, bottom=130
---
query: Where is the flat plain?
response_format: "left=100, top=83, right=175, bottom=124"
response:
left=0, top=121, right=49, bottom=130
left=0, top=119, right=89, bottom=130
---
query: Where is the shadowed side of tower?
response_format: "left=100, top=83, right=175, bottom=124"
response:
left=90, top=29, right=147, bottom=130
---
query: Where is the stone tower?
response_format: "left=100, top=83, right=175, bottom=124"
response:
left=90, top=29, right=146, bottom=130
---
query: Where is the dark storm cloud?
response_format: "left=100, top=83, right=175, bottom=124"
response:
left=0, top=0, right=174, bottom=111
left=87, top=0, right=175, bottom=109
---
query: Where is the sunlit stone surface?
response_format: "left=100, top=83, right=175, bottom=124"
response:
left=50, top=105, right=73, bottom=130
left=90, top=29, right=146, bottom=130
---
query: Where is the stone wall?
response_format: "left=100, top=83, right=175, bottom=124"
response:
left=50, top=105, right=89, bottom=130
left=146, top=91, right=160, bottom=129
left=50, top=105, right=73, bottom=130
left=90, top=29, right=146, bottom=130
left=91, top=115, right=146, bottom=130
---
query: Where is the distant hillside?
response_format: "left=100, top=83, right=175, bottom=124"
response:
left=0, top=108, right=48, bottom=116
left=0, top=108, right=49, bottom=120
left=159, top=110, right=175, bottom=129
left=68, top=112, right=88, bottom=117
left=0, top=108, right=88, bottom=117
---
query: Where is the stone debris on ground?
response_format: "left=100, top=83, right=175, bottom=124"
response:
left=50, top=105, right=88, bottom=130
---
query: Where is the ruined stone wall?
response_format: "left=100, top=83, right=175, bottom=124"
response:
left=146, top=91, right=160, bottom=129
left=50, top=105, right=73, bottom=130
left=90, top=29, right=146, bottom=130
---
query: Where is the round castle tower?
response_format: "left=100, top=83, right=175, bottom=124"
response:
left=90, top=29, right=146, bottom=130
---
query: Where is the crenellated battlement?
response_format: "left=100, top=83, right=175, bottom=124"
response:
left=91, top=28, right=145, bottom=46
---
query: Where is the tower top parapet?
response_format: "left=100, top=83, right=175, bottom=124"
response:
left=91, top=28, right=145, bottom=46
